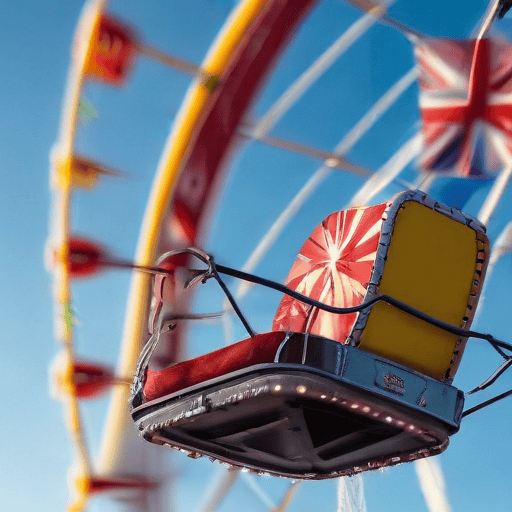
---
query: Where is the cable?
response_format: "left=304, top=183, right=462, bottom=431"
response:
left=462, top=388, right=512, bottom=417
left=213, top=263, right=512, bottom=355
left=211, top=265, right=256, bottom=338
left=466, top=358, right=512, bottom=395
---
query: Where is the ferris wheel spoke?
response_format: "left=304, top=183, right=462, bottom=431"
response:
left=477, top=131, right=512, bottom=225
left=239, top=473, right=278, bottom=510
left=252, top=2, right=391, bottom=139
left=347, top=131, right=422, bottom=206
left=137, top=44, right=212, bottom=82
left=197, top=468, right=239, bottom=512
left=489, top=220, right=512, bottom=267
left=276, top=481, right=302, bottom=512
left=337, top=67, right=418, bottom=155
left=476, top=0, right=501, bottom=39
left=238, top=127, right=372, bottom=176
left=345, top=0, right=427, bottom=38
left=336, top=474, right=366, bottom=512
left=415, top=458, right=452, bottom=512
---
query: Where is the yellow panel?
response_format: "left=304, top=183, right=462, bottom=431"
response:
left=359, top=200, right=477, bottom=380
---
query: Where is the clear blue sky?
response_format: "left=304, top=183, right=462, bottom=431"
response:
left=2, top=0, right=512, bottom=511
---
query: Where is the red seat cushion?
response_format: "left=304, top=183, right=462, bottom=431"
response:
left=143, top=331, right=287, bottom=402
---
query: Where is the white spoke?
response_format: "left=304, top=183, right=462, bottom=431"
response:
left=252, top=3, right=391, bottom=139
left=478, top=160, right=512, bottom=226
left=197, top=468, right=238, bottom=512
left=235, top=165, right=332, bottom=300
left=415, top=458, right=451, bottom=512
left=336, top=66, right=418, bottom=156
left=240, top=129, right=372, bottom=176
left=476, top=128, right=512, bottom=225
left=240, top=473, right=277, bottom=510
left=476, top=0, right=501, bottom=39
left=337, top=474, right=367, bottom=512
left=490, top=220, right=512, bottom=268
left=414, top=170, right=438, bottom=191
left=474, top=219, right=512, bottom=322
left=347, top=132, right=422, bottom=207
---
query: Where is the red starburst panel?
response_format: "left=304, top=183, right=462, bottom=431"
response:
left=272, top=202, right=388, bottom=343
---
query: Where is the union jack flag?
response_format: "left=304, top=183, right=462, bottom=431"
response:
left=415, top=37, right=512, bottom=178
left=272, top=203, right=388, bottom=344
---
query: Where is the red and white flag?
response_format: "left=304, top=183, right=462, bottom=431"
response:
left=415, top=37, right=512, bottom=177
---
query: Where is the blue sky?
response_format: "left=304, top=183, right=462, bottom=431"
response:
left=2, top=0, right=512, bottom=511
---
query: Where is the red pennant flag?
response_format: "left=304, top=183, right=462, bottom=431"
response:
left=51, top=354, right=121, bottom=399
left=85, top=476, right=158, bottom=495
left=62, top=237, right=179, bottom=280
left=86, top=15, right=137, bottom=85
left=72, top=361, right=117, bottom=399
left=71, top=156, right=122, bottom=189
left=66, top=238, right=105, bottom=278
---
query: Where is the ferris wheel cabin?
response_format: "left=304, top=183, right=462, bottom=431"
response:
left=131, top=190, right=489, bottom=479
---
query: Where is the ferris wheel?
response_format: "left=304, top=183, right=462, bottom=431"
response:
left=48, top=0, right=512, bottom=511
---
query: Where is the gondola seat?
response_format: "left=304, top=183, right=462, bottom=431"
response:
left=131, top=190, right=489, bottom=478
